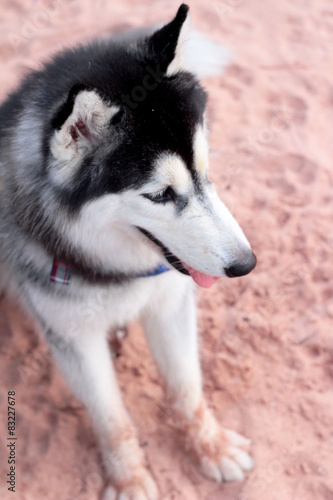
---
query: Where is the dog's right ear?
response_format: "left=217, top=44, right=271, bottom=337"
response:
left=147, top=4, right=190, bottom=76
left=146, top=4, right=230, bottom=79
left=49, top=84, right=119, bottom=184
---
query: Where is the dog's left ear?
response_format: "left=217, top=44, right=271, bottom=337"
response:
left=147, top=3, right=190, bottom=76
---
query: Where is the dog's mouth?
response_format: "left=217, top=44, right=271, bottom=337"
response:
left=138, top=227, right=220, bottom=288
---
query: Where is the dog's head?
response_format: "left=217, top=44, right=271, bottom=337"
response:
left=43, top=4, right=256, bottom=286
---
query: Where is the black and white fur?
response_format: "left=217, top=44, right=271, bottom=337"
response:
left=0, top=5, right=256, bottom=499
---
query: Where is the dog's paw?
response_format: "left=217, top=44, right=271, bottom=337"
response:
left=198, top=428, right=254, bottom=483
left=102, top=468, right=158, bottom=500
left=184, top=404, right=254, bottom=483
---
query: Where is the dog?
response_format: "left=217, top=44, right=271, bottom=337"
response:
left=0, top=4, right=256, bottom=499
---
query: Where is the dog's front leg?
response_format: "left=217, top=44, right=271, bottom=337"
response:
left=45, top=328, right=158, bottom=500
left=142, top=276, right=254, bottom=483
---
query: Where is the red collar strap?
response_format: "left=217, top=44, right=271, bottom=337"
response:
left=50, top=260, right=72, bottom=285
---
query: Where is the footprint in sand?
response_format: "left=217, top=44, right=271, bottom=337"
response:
left=227, top=64, right=254, bottom=86
left=267, top=153, right=318, bottom=207
left=267, top=92, right=308, bottom=127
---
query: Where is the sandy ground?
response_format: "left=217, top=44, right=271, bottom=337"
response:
left=1, top=1, right=333, bottom=499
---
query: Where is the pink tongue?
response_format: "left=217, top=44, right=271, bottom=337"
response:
left=181, top=262, right=220, bottom=288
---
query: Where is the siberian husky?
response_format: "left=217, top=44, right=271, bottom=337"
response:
left=0, top=4, right=256, bottom=499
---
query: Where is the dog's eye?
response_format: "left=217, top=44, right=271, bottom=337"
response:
left=143, top=186, right=175, bottom=204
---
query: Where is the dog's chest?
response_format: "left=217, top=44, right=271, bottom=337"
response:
left=23, top=277, right=159, bottom=337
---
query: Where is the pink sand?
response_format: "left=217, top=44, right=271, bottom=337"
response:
left=0, top=1, right=333, bottom=499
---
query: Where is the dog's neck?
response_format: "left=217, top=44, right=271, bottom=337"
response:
left=49, top=257, right=170, bottom=285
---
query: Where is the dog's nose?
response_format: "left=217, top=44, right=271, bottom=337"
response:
left=225, top=252, right=257, bottom=278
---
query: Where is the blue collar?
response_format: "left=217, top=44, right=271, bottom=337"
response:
left=50, top=259, right=170, bottom=285
left=137, top=263, right=170, bottom=278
